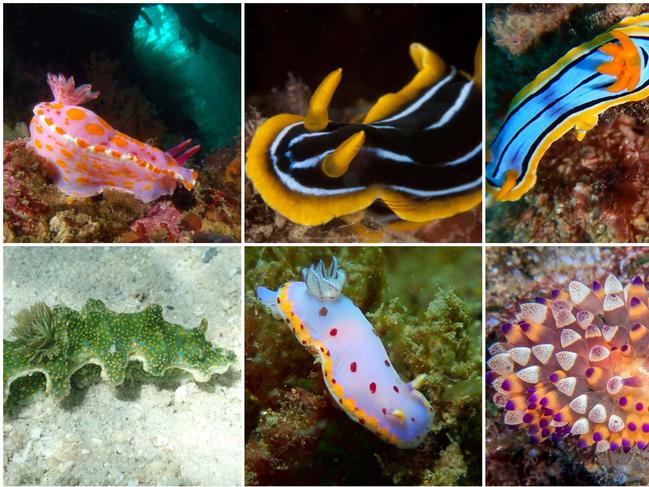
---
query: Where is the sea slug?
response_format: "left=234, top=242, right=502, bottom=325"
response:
left=487, top=273, right=649, bottom=453
left=29, top=73, right=200, bottom=202
left=256, top=257, right=434, bottom=448
left=247, top=42, right=482, bottom=226
left=487, top=14, right=649, bottom=201
left=4, top=299, right=235, bottom=405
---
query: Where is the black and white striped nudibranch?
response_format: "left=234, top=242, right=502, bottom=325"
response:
left=247, top=42, right=483, bottom=226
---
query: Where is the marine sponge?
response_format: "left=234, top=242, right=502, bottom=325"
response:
left=4, top=299, right=235, bottom=405
left=487, top=274, right=649, bottom=453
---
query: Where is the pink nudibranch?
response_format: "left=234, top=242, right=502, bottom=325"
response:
left=29, top=73, right=199, bottom=202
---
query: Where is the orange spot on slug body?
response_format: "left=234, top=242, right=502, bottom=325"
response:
left=85, top=123, right=105, bottom=136
left=66, top=108, right=86, bottom=120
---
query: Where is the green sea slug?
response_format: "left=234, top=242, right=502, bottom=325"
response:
left=3, top=299, right=236, bottom=405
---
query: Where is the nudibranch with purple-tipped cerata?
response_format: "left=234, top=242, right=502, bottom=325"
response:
left=29, top=73, right=200, bottom=202
left=488, top=273, right=649, bottom=453
left=256, top=257, right=434, bottom=448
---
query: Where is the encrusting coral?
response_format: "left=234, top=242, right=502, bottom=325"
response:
left=488, top=273, right=649, bottom=454
left=4, top=299, right=235, bottom=407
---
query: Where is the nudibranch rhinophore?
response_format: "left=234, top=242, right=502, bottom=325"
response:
left=487, top=14, right=649, bottom=201
left=256, top=257, right=434, bottom=448
left=4, top=300, right=235, bottom=405
left=488, top=274, right=649, bottom=453
left=29, top=73, right=200, bottom=202
left=247, top=41, right=482, bottom=226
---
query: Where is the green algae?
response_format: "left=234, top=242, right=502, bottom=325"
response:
left=245, top=247, right=481, bottom=485
left=4, top=299, right=236, bottom=409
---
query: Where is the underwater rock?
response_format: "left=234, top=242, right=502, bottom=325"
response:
left=4, top=300, right=235, bottom=407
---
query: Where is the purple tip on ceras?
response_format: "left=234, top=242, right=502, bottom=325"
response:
left=592, top=281, right=602, bottom=291
left=535, top=297, right=546, bottom=305
left=501, top=322, right=512, bottom=334
left=632, top=276, right=644, bottom=286
left=551, top=290, right=561, bottom=299
left=630, top=297, right=642, bottom=307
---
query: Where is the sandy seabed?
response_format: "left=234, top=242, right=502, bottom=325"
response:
left=3, top=246, right=242, bottom=486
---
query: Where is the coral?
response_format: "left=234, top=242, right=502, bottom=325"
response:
left=486, top=247, right=649, bottom=486
left=246, top=247, right=481, bottom=485
left=4, top=299, right=235, bottom=409
left=3, top=138, right=241, bottom=242
left=488, top=115, right=649, bottom=243
left=128, top=201, right=184, bottom=242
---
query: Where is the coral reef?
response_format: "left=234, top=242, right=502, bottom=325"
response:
left=486, top=4, right=649, bottom=243
left=246, top=247, right=481, bottom=485
left=487, top=114, right=649, bottom=243
left=4, top=299, right=235, bottom=411
left=3, top=139, right=240, bottom=242
left=486, top=247, right=649, bottom=486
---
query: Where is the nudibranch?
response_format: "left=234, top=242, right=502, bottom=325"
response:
left=487, top=14, right=649, bottom=201
left=3, top=300, right=235, bottom=405
left=256, top=257, right=434, bottom=448
left=247, top=42, right=482, bottom=226
left=29, top=73, right=200, bottom=202
left=487, top=274, right=649, bottom=453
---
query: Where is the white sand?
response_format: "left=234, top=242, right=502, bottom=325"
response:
left=3, top=246, right=242, bottom=486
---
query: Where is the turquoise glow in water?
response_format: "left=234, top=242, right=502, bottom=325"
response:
left=132, top=5, right=240, bottom=150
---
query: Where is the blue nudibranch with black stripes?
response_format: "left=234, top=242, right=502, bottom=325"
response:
left=487, top=14, right=649, bottom=201
left=256, top=257, right=434, bottom=448
left=247, top=42, right=482, bottom=226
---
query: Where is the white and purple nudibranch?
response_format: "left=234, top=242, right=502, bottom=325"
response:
left=257, top=257, right=434, bottom=448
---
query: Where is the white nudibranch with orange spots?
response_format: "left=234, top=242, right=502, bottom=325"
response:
left=256, top=257, right=434, bottom=448
left=29, top=73, right=200, bottom=202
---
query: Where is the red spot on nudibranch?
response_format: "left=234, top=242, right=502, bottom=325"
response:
left=319, top=307, right=328, bottom=316
left=385, top=360, right=391, bottom=367
left=332, top=378, right=337, bottom=384
left=393, top=385, right=400, bottom=393
left=329, top=328, right=337, bottom=336
left=382, top=408, right=387, bottom=415
left=370, top=382, right=377, bottom=394
left=276, top=297, right=280, bottom=303
left=300, top=324, right=304, bottom=330
left=359, top=419, right=365, bottom=425
left=350, top=362, right=357, bottom=372
left=320, top=347, right=325, bottom=352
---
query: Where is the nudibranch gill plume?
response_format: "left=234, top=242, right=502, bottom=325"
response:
left=247, top=42, right=482, bottom=226
left=256, top=257, right=434, bottom=448
left=487, top=14, right=649, bottom=201
left=29, top=73, right=200, bottom=202
left=488, top=274, right=649, bottom=453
